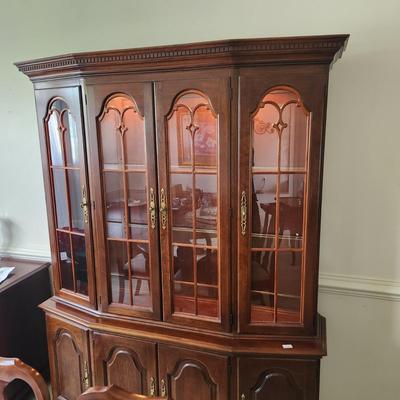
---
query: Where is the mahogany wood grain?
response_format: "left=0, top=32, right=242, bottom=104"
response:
left=78, top=385, right=164, bottom=400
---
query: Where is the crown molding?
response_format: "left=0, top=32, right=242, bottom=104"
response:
left=15, top=34, right=349, bottom=80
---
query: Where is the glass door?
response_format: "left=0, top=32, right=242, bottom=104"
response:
left=155, top=76, right=231, bottom=331
left=86, top=82, right=160, bottom=319
left=35, top=86, right=96, bottom=307
left=238, top=68, right=326, bottom=335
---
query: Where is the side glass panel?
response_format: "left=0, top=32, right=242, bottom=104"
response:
left=46, top=98, right=89, bottom=296
left=167, top=91, right=220, bottom=320
left=98, top=94, right=151, bottom=310
left=250, top=87, right=310, bottom=324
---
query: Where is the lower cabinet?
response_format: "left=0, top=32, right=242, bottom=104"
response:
left=46, top=315, right=91, bottom=400
left=238, top=357, right=320, bottom=400
left=91, top=332, right=157, bottom=396
left=158, top=344, right=230, bottom=400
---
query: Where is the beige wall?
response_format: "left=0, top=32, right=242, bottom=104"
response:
left=0, top=1, right=399, bottom=399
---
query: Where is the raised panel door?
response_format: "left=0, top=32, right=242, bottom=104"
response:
left=46, top=315, right=91, bottom=400
left=238, top=357, right=319, bottom=400
left=86, top=82, right=160, bottom=320
left=237, top=66, right=328, bottom=335
left=158, top=344, right=229, bottom=400
left=35, top=86, right=96, bottom=308
left=91, top=332, right=157, bottom=396
left=155, top=75, right=231, bottom=331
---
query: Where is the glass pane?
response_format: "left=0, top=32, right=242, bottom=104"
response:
left=127, top=173, right=147, bottom=225
left=63, top=111, right=79, bottom=167
left=250, top=250, right=275, bottom=323
left=100, top=107, right=123, bottom=168
left=104, top=172, right=125, bottom=238
left=280, top=100, right=309, bottom=171
left=57, top=231, right=73, bottom=291
left=252, top=174, right=277, bottom=248
left=108, top=241, right=129, bottom=305
left=171, top=174, right=193, bottom=243
left=130, top=243, right=151, bottom=308
left=277, top=251, right=302, bottom=323
left=67, top=170, right=84, bottom=233
left=48, top=112, right=63, bottom=166
left=195, top=174, right=217, bottom=242
left=192, top=105, right=217, bottom=168
left=168, top=105, right=192, bottom=170
left=278, top=174, right=305, bottom=249
left=72, top=234, right=87, bottom=295
left=197, top=248, right=218, bottom=285
left=173, top=245, right=194, bottom=283
left=53, top=169, right=69, bottom=229
left=130, top=224, right=148, bottom=241
left=197, top=285, right=218, bottom=318
left=252, top=102, right=280, bottom=170
left=124, top=107, right=146, bottom=167
left=173, top=283, right=195, bottom=314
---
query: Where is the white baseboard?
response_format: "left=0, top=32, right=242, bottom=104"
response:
left=0, top=247, right=51, bottom=262
left=319, top=272, right=400, bottom=302
left=1, top=247, right=399, bottom=302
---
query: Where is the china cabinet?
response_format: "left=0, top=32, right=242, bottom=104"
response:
left=16, top=34, right=349, bottom=400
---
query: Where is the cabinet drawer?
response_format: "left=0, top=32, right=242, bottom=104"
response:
left=91, top=331, right=157, bottom=396
left=238, top=357, right=320, bottom=400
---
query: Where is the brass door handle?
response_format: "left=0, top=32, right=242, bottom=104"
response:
left=82, top=360, right=90, bottom=390
left=81, top=185, right=89, bottom=224
left=161, top=378, right=167, bottom=397
left=160, top=188, right=168, bottom=230
left=149, top=188, right=156, bottom=230
left=240, top=190, right=247, bottom=236
left=149, top=376, right=156, bottom=396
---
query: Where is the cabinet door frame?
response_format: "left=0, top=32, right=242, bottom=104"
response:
left=237, top=65, right=328, bottom=335
left=85, top=81, right=161, bottom=320
left=46, top=315, right=91, bottom=400
left=35, top=85, right=96, bottom=308
left=158, top=344, right=230, bottom=400
left=91, top=331, right=158, bottom=396
left=155, top=74, right=231, bottom=332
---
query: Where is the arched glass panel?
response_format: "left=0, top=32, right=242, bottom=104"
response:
left=249, top=87, right=310, bottom=324
left=98, top=94, right=150, bottom=309
left=167, top=91, right=219, bottom=319
left=45, top=98, right=88, bottom=295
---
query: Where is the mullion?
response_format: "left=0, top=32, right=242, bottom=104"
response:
left=120, top=131, right=133, bottom=306
left=191, top=133, right=198, bottom=316
left=60, top=113, right=77, bottom=293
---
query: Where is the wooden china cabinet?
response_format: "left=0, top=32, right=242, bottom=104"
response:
left=16, top=34, right=349, bottom=400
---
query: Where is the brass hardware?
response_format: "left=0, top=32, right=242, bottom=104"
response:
left=82, top=360, right=90, bottom=390
left=241, top=394, right=246, bottom=400
left=161, top=378, right=167, bottom=397
left=149, top=376, right=156, bottom=396
left=149, top=188, right=156, bottom=229
left=160, top=188, right=168, bottom=230
left=81, top=186, right=89, bottom=224
left=240, top=190, right=247, bottom=236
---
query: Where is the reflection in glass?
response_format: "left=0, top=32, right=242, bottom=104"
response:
left=197, top=249, right=217, bottom=285
left=52, top=169, right=69, bottom=229
left=68, top=170, right=84, bottom=232
left=128, top=173, right=147, bottom=226
left=198, top=285, right=218, bottom=318
left=250, top=87, right=309, bottom=325
left=48, top=112, right=63, bottom=166
left=195, top=174, right=217, bottom=238
left=173, top=245, right=194, bottom=283
left=252, top=174, right=277, bottom=248
left=64, top=111, right=79, bottom=167
left=173, top=283, right=195, bottom=314
left=124, top=108, right=146, bottom=167
left=108, top=240, right=129, bottom=305
left=72, top=234, right=88, bottom=295
left=57, top=231, right=73, bottom=291
left=104, top=172, right=124, bottom=238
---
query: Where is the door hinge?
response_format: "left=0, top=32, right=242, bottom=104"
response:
left=229, top=313, right=234, bottom=327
